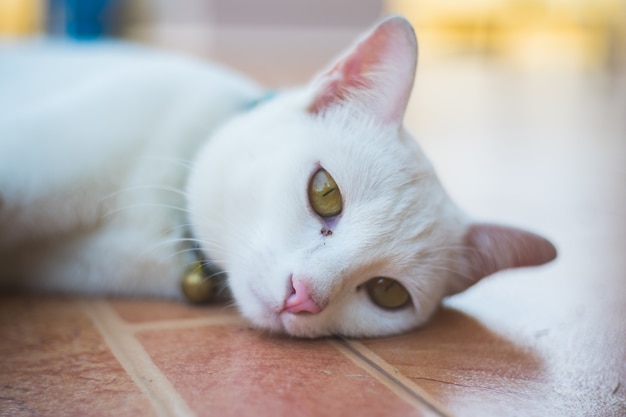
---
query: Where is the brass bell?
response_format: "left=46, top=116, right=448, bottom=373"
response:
left=181, top=262, right=215, bottom=304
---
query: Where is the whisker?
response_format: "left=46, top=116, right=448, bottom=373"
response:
left=102, top=202, right=193, bottom=218
left=143, top=235, right=229, bottom=261
left=98, top=184, right=191, bottom=205
left=137, top=155, right=194, bottom=169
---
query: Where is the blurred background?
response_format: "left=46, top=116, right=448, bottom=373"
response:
left=1, top=0, right=625, bottom=78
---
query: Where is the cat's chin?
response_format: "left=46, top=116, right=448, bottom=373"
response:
left=279, top=313, right=335, bottom=339
left=244, top=309, right=330, bottom=339
left=247, top=308, right=420, bottom=339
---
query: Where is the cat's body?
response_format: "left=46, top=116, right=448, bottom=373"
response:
left=0, top=17, right=556, bottom=337
left=0, top=41, right=262, bottom=298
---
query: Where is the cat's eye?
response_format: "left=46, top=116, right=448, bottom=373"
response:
left=366, top=278, right=410, bottom=310
left=308, top=169, right=342, bottom=218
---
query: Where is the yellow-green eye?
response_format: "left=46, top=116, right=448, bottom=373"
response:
left=366, top=278, right=410, bottom=310
left=308, top=169, right=342, bottom=218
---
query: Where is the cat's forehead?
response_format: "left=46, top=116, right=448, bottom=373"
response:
left=307, top=114, right=431, bottom=192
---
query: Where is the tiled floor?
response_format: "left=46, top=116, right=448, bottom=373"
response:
left=1, top=295, right=446, bottom=416
left=2, top=281, right=625, bottom=416
left=2, top=27, right=626, bottom=417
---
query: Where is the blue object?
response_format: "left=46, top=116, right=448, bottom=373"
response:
left=47, top=0, right=119, bottom=39
left=244, top=91, right=278, bottom=111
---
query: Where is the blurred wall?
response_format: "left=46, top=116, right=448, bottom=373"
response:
left=1, top=0, right=624, bottom=74
left=388, top=0, right=626, bottom=72
left=212, top=0, right=382, bottom=27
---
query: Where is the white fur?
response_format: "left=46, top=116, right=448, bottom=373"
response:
left=0, top=18, right=555, bottom=338
left=0, top=40, right=262, bottom=296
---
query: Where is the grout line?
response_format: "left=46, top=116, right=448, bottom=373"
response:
left=81, top=300, right=196, bottom=417
left=329, top=337, right=455, bottom=417
left=127, top=314, right=246, bottom=333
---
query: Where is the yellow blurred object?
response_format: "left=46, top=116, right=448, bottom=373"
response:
left=0, top=0, right=44, bottom=36
left=387, top=0, right=626, bottom=70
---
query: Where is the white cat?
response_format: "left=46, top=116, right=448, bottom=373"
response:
left=0, top=16, right=556, bottom=338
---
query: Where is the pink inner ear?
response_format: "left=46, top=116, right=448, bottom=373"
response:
left=308, top=35, right=385, bottom=114
left=308, top=16, right=417, bottom=125
left=463, top=223, right=558, bottom=282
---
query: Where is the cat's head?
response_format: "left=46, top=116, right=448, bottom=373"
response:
left=187, top=16, right=557, bottom=338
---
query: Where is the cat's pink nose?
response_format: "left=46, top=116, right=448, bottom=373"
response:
left=282, top=279, right=322, bottom=314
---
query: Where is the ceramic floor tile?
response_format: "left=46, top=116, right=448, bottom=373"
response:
left=135, top=325, right=435, bottom=417
left=361, top=309, right=548, bottom=416
left=0, top=295, right=156, bottom=417
left=362, top=306, right=626, bottom=417
left=109, top=298, right=240, bottom=325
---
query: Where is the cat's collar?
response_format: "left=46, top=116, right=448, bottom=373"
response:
left=243, top=91, right=277, bottom=111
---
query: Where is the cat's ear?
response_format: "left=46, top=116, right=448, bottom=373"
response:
left=462, top=223, right=557, bottom=284
left=307, top=16, right=417, bottom=125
